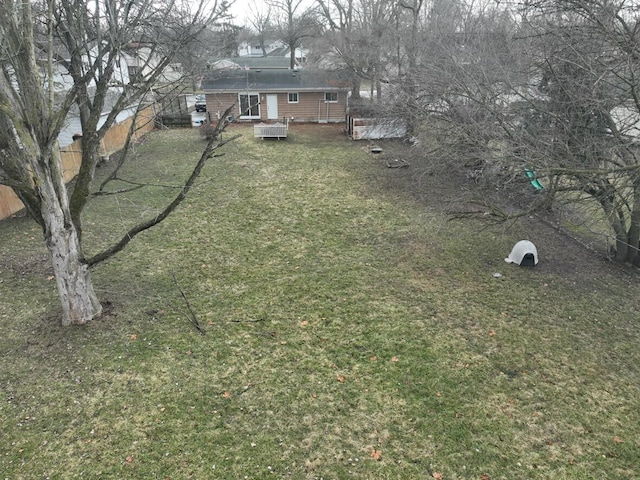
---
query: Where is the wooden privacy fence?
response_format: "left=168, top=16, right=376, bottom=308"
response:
left=0, top=104, right=157, bottom=221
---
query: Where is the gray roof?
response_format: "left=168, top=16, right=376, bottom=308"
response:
left=267, top=47, right=290, bottom=58
left=201, top=69, right=350, bottom=92
left=208, top=56, right=292, bottom=69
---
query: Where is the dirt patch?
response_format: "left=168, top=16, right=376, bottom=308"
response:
left=362, top=137, right=637, bottom=281
left=288, top=122, right=346, bottom=140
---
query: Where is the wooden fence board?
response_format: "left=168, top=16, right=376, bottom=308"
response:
left=0, top=105, right=157, bottom=221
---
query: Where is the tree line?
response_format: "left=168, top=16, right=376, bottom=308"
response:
left=306, top=0, right=640, bottom=266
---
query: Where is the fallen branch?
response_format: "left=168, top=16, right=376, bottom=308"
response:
left=229, top=318, right=266, bottom=323
left=171, top=272, right=206, bottom=335
left=386, top=158, right=410, bottom=168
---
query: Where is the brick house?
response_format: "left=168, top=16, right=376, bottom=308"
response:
left=200, top=69, right=350, bottom=124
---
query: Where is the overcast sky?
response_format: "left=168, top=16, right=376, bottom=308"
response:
left=227, top=0, right=316, bottom=25
left=228, top=0, right=268, bottom=24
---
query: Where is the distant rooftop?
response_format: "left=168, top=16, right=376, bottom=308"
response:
left=201, top=69, right=350, bottom=92
left=208, top=56, right=292, bottom=70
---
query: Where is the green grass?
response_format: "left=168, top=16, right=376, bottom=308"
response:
left=1, top=124, right=639, bottom=479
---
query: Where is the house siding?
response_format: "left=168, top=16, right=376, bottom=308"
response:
left=204, top=91, right=347, bottom=123
left=205, top=93, right=237, bottom=121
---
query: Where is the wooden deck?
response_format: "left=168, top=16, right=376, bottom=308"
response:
left=254, top=122, right=288, bottom=139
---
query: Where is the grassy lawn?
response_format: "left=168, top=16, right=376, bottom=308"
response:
left=1, top=124, right=639, bottom=479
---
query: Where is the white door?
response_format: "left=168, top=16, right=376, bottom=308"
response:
left=267, top=94, right=279, bottom=120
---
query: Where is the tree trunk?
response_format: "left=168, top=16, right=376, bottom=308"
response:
left=69, top=131, right=101, bottom=240
left=626, top=179, right=640, bottom=264
left=604, top=207, right=629, bottom=263
left=592, top=181, right=629, bottom=263
left=44, top=215, right=102, bottom=326
left=37, top=150, right=102, bottom=326
left=613, top=234, right=629, bottom=263
left=351, top=76, right=361, bottom=100
left=289, top=41, right=296, bottom=69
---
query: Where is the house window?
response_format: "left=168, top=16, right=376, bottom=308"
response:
left=239, top=93, right=260, bottom=118
left=324, top=92, right=338, bottom=103
left=288, top=92, right=299, bottom=103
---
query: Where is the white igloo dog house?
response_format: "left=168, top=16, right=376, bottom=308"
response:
left=505, top=240, right=538, bottom=267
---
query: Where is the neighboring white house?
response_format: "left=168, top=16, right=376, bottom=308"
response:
left=43, top=45, right=130, bottom=93
left=121, top=45, right=183, bottom=84
left=611, top=104, right=640, bottom=140
left=237, top=40, right=284, bottom=57
left=41, top=45, right=136, bottom=147
left=237, top=40, right=308, bottom=63
left=208, top=56, right=292, bottom=70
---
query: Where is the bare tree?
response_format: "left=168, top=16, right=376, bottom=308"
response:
left=514, top=0, right=640, bottom=264
left=397, top=0, right=425, bottom=70
left=0, top=0, right=231, bottom=325
left=209, top=20, right=244, bottom=57
left=396, top=0, right=640, bottom=265
left=246, top=0, right=276, bottom=56
left=270, top=0, right=318, bottom=68
left=316, top=0, right=397, bottom=98
left=176, top=15, right=240, bottom=83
